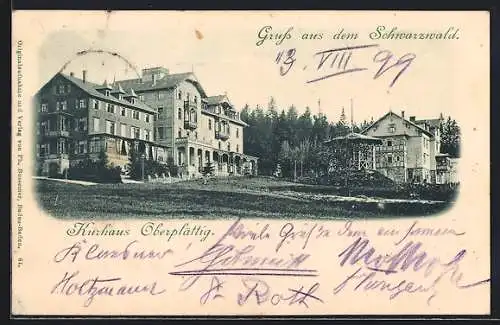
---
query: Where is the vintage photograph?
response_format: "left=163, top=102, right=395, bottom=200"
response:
left=34, top=59, right=461, bottom=219
left=12, top=11, right=490, bottom=316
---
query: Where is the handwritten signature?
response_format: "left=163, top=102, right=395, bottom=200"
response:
left=53, top=239, right=173, bottom=263
left=333, top=237, right=490, bottom=304
left=275, top=44, right=416, bottom=88
left=171, top=218, right=314, bottom=290
left=51, top=270, right=166, bottom=307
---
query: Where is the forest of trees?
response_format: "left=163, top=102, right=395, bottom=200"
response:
left=240, top=97, right=461, bottom=178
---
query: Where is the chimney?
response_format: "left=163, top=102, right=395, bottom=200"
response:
left=82, top=70, right=87, bottom=83
left=401, top=110, right=405, bottom=119
left=409, top=116, right=416, bottom=122
left=70, top=72, right=74, bottom=77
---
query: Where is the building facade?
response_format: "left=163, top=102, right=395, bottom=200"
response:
left=362, top=110, right=454, bottom=184
left=117, top=67, right=258, bottom=177
left=34, top=68, right=258, bottom=177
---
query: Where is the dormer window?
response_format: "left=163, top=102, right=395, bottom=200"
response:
left=131, top=98, right=136, bottom=104
left=105, top=90, right=110, bottom=96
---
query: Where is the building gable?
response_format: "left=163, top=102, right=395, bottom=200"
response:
left=362, top=111, right=434, bottom=138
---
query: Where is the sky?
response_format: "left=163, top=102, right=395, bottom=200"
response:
left=22, top=11, right=487, bottom=125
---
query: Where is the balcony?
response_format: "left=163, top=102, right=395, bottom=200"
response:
left=47, top=110, right=73, bottom=116
left=45, top=153, right=70, bottom=160
left=215, top=130, right=230, bottom=141
left=436, top=164, right=450, bottom=171
left=184, top=120, right=197, bottom=130
left=376, top=144, right=406, bottom=152
left=46, top=130, right=71, bottom=137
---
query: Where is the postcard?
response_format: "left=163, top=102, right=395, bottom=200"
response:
left=11, top=10, right=490, bottom=316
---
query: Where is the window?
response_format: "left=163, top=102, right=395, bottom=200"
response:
left=388, top=123, right=396, bottom=133
left=40, top=144, right=48, bottom=156
left=132, top=111, right=140, bottom=120
left=195, top=131, right=198, bottom=139
left=158, top=92, right=164, bottom=100
left=190, top=110, right=197, bottom=123
left=78, top=118, right=87, bottom=132
left=121, top=107, right=127, bottom=116
left=41, top=103, right=48, bottom=112
left=78, top=99, right=86, bottom=109
left=121, top=124, right=127, bottom=137
left=107, top=103, right=115, bottom=113
left=423, top=153, right=427, bottom=164
left=227, top=143, right=231, bottom=151
left=93, top=118, right=100, bottom=132
left=157, top=127, right=164, bottom=139
left=218, top=142, right=221, bottom=149
left=145, top=130, right=150, bottom=141
left=387, top=155, right=393, bottom=164
left=194, top=96, right=197, bottom=103
left=177, top=108, right=182, bottom=120
left=57, top=84, right=65, bottom=94
left=158, top=107, right=164, bottom=116
left=387, top=140, right=392, bottom=146
left=36, top=122, right=40, bottom=135
left=208, top=119, right=212, bottom=130
left=130, top=127, right=140, bottom=139
left=145, top=114, right=150, bottom=123
left=178, top=128, right=182, bottom=138
left=56, top=101, right=67, bottom=111
left=57, top=139, right=66, bottom=154
left=65, top=85, right=71, bottom=93
left=93, top=100, right=99, bottom=110
left=236, top=128, right=239, bottom=138
left=105, top=90, right=110, bottom=97
left=78, top=140, right=87, bottom=154
left=396, top=156, right=400, bottom=162
left=105, top=120, right=116, bottom=135
left=236, top=144, right=239, bottom=153
left=178, top=90, right=182, bottom=100
left=139, top=94, right=144, bottom=101
left=40, top=121, right=48, bottom=135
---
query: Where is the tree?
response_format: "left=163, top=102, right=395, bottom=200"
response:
left=202, top=160, right=215, bottom=176
left=440, top=116, right=461, bottom=158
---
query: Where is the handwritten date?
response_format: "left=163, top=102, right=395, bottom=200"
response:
left=275, top=44, right=416, bottom=88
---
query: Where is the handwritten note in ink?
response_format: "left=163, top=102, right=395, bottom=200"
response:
left=11, top=11, right=490, bottom=316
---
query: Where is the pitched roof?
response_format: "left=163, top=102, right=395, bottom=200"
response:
left=60, top=73, right=156, bottom=113
left=361, top=111, right=434, bottom=137
left=206, top=95, right=229, bottom=106
left=116, top=72, right=207, bottom=97
left=415, top=118, right=442, bottom=128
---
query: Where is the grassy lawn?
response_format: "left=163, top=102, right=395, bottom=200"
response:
left=35, top=176, right=449, bottom=220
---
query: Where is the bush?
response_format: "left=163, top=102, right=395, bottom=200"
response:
left=128, top=158, right=170, bottom=180
left=67, top=154, right=122, bottom=184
